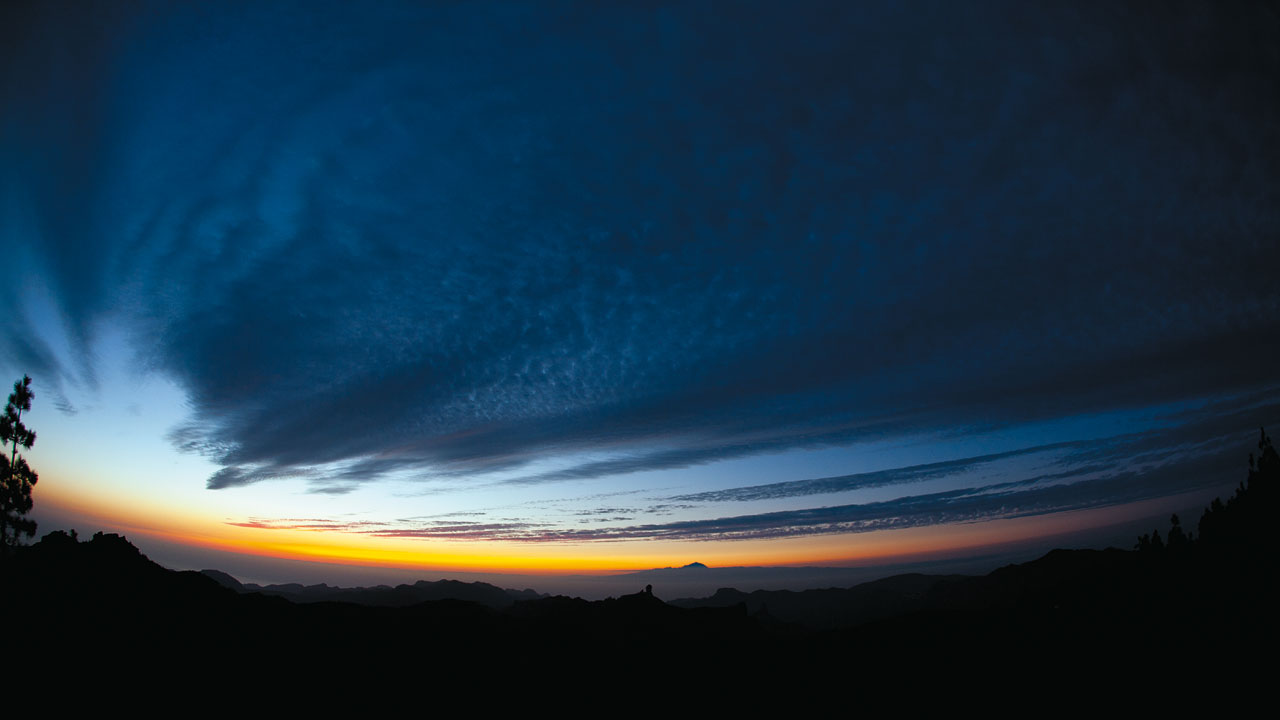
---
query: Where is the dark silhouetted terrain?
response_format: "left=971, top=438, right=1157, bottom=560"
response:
left=205, top=572, right=545, bottom=609
left=5, top=433, right=1275, bottom=682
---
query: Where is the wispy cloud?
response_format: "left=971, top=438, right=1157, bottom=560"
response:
left=668, top=441, right=1086, bottom=503
left=227, top=414, right=1253, bottom=543
left=3, top=1, right=1277, bottom=497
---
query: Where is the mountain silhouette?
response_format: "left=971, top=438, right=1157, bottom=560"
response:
left=4, top=435, right=1272, bottom=680
left=222, top=576, right=544, bottom=609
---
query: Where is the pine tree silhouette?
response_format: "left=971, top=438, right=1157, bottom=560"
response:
left=0, top=375, right=38, bottom=551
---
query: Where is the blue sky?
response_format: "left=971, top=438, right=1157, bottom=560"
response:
left=2, top=1, right=1277, bottom=581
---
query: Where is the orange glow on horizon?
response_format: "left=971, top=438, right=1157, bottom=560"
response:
left=36, top=475, right=1216, bottom=578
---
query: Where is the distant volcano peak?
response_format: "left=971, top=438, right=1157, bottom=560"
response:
left=681, top=562, right=709, bottom=570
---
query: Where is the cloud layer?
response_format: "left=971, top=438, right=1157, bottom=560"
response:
left=227, top=400, right=1279, bottom=543
left=3, top=1, right=1278, bottom=507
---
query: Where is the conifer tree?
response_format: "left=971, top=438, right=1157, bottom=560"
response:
left=0, top=375, right=38, bottom=551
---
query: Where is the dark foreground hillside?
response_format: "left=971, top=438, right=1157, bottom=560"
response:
left=4, top=433, right=1276, bottom=683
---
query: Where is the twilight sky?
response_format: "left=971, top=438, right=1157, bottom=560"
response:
left=2, top=1, right=1278, bottom=585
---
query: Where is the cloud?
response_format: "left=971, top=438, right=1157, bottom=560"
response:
left=228, top=439, right=1234, bottom=543
left=666, top=391, right=1280, bottom=506
left=538, top=465, right=1198, bottom=543
left=228, top=410, right=1261, bottom=543
left=2, top=1, right=1278, bottom=495
left=668, top=441, right=1086, bottom=504
left=229, top=516, right=548, bottom=542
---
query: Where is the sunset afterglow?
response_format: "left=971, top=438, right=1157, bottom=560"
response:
left=4, top=1, right=1277, bottom=593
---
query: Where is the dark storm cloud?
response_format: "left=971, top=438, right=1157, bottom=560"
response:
left=3, top=1, right=1278, bottom=492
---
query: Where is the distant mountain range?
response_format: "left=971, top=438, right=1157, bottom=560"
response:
left=4, top=438, right=1273, bottom=677
left=200, top=569, right=545, bottom=609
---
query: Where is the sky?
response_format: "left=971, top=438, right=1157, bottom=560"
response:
left=2, top=1, right=1278, bottom=590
